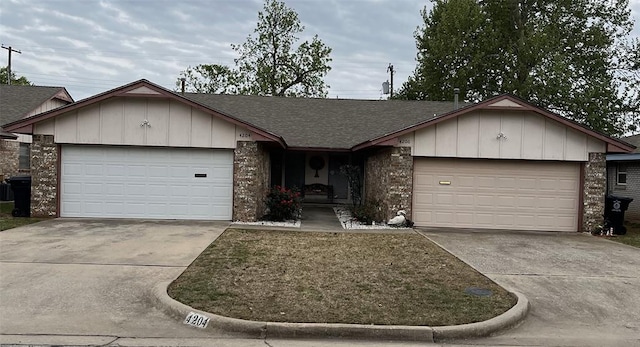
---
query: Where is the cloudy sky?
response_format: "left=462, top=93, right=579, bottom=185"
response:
left=1, top=0, right=639, bottom=101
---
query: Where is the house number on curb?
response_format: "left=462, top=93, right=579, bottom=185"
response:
left=184, top=312, right=210, bottom=328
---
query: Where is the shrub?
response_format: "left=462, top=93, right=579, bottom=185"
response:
left=264, top=186, right=301, bottom=221
left=350, top=199, right=383, bottom=225
left=340, top=164, right=363, bottom=207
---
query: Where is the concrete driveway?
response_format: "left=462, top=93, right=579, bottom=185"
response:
left=0, top=219, right=250, bottom=345
left=419, top=229, right=640, bottom=346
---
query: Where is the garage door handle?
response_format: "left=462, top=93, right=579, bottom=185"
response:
left=195, top=174, right=207, bottom=178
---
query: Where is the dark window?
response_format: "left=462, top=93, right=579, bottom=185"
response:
left=617, top=164, right=627, bottom=185
left=19, top=143, right=30, bottom=170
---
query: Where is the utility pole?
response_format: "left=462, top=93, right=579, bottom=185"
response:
left=387, top=63, right=395, bottom=98
left=2, top=45, right=22, bottom=85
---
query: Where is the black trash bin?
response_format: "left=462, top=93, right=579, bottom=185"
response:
left=0, top=181, right=14, bottom=201
left=604, top=195, right=633, bottom=235
left=7, top=176, right=31, bottom=217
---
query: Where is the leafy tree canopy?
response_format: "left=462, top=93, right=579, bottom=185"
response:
left=177, top=0, right=332, bottom=97
left=396, top=0, right=640, bottom=135
left=0, top=67, right=32, bottom=86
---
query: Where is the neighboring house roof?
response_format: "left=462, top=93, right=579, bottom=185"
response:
left=0, top=84, right=73, bottom=139
left=0, top=85, right=73, bottom=125
left=607, top=134, right=640, bottom=161
left=4, top=79, right=635, bottom=153
left=185, top=93, right=459, bottom=149
left=622, top=134, right=640, bottom=153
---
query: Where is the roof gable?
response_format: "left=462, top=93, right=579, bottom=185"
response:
left=352, top=94, right=635, bottom=153
left=3, top=79, right=285, bottom=146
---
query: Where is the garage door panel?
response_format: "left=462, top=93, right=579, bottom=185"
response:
left=413, top=158, right=579, bottom=231
left=435, top=212, right=454, bottom=223
left=476, top=213, right=495, bottom=226
left=476, top=195, right=494, bottom=207
left=61, top=145, right=233, bottom=220
left=455, top=194, right=474, bottom=205
left=496, top=196, right=515, bottom=208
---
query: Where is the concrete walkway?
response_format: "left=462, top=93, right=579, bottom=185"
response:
left=300, top=205, right=344, bottom=231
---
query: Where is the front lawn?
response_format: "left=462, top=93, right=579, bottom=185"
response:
left=609, top=222, right=640, bottom=248
left=0, top=203, right=47, bottom=231
left=168, top=229, right=516, bottom=326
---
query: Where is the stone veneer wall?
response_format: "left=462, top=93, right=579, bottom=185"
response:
left=364, top=146, right=413, bottom=221
left=582, top=152, right=606, bottom=232
left=233, top=141, right=270, bottom=222
left=30, top=135, right=58, bottom=217
left=0, top=139, right=19, bottom=180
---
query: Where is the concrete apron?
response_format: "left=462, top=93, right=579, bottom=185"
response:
left=419, top=229, right=640, bottom=346
left=0, top=219, right=245, bottom=341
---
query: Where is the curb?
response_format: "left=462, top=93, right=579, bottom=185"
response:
left=152, top=282, right=529, bottom=342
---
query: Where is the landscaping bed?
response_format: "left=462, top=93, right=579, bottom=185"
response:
left=0, top=203, right=47, bottom=231
left=168, top=229, right=516, bottom=326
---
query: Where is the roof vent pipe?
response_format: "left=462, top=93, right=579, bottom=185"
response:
left=180, top=78, right=186, bottom=95
left=454, top=88, right=460, bottom=109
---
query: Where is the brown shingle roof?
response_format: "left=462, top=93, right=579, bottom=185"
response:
left=185, top=93, right=460, bottom=149
left=622, top=134, right=640, bottom=153
left=0, top=85, right=68, bottom=126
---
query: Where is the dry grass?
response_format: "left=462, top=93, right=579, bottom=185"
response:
left=608, top=221, right=640, bottom=248
left=0, top=203, right=47, bottom=231
left=169, top=229, right=516, bottom=326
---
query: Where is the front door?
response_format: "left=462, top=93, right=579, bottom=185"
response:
left=329, top=154, right=349, bottom=200
left=285, top=152, right=306, bottom=190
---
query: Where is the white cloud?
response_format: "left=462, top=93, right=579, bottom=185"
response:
left=0, top=0, right=637, bottom=101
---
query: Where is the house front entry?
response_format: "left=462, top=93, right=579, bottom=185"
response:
left=276, top=151, right=352, bottom=203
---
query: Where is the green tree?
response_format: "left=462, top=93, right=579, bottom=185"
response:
left=177, top=64, right=239, bottom=94
left=177, top=0, right=332, bottom=97
left=397, top=0, right=640, bottom=135
left=0, top=67, right=32, bottom=85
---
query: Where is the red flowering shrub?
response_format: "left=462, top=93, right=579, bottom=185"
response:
left=264, top=186, right=301, bottom=221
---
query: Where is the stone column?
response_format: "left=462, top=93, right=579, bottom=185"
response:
left=0, top=140, right=19, bottom=180
left=233, top=141, right=269, bottom=222
left=364, top=146, right=413, bottom=221
left=582, top=152, right=606, bottom=232
left=30, top=135, right=58, bottom=217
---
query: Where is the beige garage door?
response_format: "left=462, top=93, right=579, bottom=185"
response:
left=413, top=158, right=580, bottom=231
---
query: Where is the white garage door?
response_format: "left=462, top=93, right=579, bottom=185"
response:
left=61, top=145, right=233, bottom=220
left=413, top=158, right=580, bottom=231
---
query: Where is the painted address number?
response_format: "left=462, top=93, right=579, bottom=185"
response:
left=239, top=132, right=251, bottom=138
left=184, top=312, right=210, bottom=329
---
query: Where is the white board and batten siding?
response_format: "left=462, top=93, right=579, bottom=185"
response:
left=26, top=98, right=69, bottom=118
left=14, top=97, right=70, bottom=144
left=33, top=97, right=256, bottom=148
left=412, top=110, right=606, bottom=161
